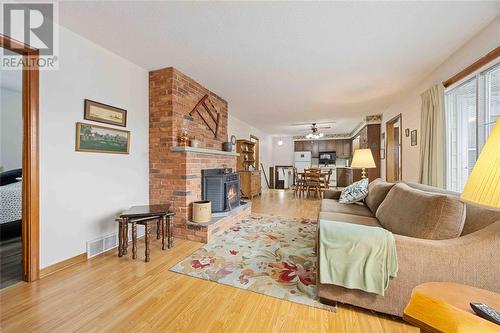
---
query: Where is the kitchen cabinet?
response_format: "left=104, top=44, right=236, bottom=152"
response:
left=343, top=140, right=352, bottom=157
left=336, top=167, right=353, bottom=187
left=318, top=140, right=328, bottom=153
left=293, top=139, right=352, bottom=158
left=311, top=142, right=319, bottom=158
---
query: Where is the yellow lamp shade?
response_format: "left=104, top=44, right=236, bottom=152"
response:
left=461, top=118, right=500, bottom=208
left=351, top=149, right=376, bottom=168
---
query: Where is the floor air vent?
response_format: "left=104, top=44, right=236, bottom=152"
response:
left=87, top=233, right=118, bottom=258
left=87, top=228, right=145, bottom=259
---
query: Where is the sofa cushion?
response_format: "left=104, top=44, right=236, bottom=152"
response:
left=364, top=178, right=395, bottom=214
left=376, top=183, right=466, bottom=240
left=320, top=199, right=374, bottom=217
left=339, top=178, right=369, bottom=204
left=319, top=212, right=381, bottom=228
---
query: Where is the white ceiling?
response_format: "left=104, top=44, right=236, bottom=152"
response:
left=58, top=1, right=500, bottom=136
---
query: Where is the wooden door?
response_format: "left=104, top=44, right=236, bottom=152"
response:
left=0, top=36, right=40, bottom=281
left=386, top=114, right=402, bottom=182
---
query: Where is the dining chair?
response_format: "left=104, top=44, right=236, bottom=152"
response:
left=304, top=168, right=322, bottom=198
left=320, top=169, right=332, bottom=195
left=293, top=167, right=305, bottom=196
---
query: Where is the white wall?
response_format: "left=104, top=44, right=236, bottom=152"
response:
left=39, top=26, right=149, bottom=268
left=227, top=115, right=272, bottom=188
left=272, top=136, right=294, bottom=166
left=380, top=16, right=500, bottom=182
left=0, top=85, right=23, bottom=171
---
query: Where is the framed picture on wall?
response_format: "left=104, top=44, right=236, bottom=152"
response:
left=411, top=130, right=418, bottom=146
left=76, top=122, right=130, bottom=154
left=84, top=99, right=127, bottom=127
left=381, top=132, right=386, bottom=159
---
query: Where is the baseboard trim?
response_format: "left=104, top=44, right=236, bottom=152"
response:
left=39, top=234, right=151, bottom=279
left=40, top=253, right=87, bottom=279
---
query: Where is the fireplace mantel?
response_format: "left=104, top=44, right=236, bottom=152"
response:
left=170, top=146, right=239, bottom=156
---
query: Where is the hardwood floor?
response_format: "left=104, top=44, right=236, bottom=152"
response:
left=0, top=237, right=22, bottom=289
left=0, top=190, right=417, bottom=332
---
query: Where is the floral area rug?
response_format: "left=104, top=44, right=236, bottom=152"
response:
left=170, top=214, right=334, bottom=311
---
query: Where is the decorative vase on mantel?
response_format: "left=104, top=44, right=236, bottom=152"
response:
left=178, top=128, right=189, bottom=146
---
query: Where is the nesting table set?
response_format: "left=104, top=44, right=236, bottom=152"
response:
left=116, top=204, right=175, bottom=262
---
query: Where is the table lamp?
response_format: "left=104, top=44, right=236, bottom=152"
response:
left=351, top=148, right=376, bottom=179
left=461, top=118, right=500, bottom=208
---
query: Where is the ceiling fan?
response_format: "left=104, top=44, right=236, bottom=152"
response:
left=291, top=122, right=334, bottom=139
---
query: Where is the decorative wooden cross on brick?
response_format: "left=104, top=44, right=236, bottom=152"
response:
left=189, top=94, right=220, bottom=138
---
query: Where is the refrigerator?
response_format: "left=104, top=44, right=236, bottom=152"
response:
left=294, top=151, right=312, bottom=172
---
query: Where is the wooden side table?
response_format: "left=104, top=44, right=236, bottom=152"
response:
left=117, top=204, right=175, bottom=261
left=403, top=282, right=500, bottom=333
left=130, top=216, right=161, bottom=262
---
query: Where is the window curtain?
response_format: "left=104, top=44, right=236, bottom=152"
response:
left=419, top=84, right=445, bottom=188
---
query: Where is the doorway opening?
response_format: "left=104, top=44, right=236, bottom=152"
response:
left=0, top=35, right=40, bottom=285
left=386, top=114, right=402, bottom=182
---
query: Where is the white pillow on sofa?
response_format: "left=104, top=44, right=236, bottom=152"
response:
left=339, top=178, right=369, bottom=204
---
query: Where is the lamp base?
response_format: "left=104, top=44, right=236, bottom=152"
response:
left=361, top=168, right=367, bottom=179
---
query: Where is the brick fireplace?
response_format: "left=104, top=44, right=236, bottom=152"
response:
left=149, top=67, right=251, bottom=243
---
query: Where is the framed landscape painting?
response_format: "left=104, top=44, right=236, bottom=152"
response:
left=76, top=122, right=130, bottom=154
left=84, top=99, right=127, bottom=127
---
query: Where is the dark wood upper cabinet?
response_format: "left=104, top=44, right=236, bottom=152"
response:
left=318, top=140, right=327, bottom=152
left=293, top=139, right=354, bottom=158
left=311, top=142, right=319, bottom=158
left=303, top=141, right=313, bottom=152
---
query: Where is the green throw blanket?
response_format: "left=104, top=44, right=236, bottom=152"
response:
left=319, top=220, right=398, bottom=296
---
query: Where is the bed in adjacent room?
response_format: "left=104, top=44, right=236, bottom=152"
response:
left=0, top=169, right=22, bottom=240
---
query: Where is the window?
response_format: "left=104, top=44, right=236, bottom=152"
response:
left=484, top=64, right=500, bottom=139
left=445, top=62, right=500, bottom=192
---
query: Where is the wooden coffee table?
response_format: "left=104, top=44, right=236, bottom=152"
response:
left=117, top=204, right=175, bottom=261
left=403, top=282, right=500, bottom=333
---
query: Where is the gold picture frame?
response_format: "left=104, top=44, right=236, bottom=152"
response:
left=76, top=122, right=130, bottom=154
left=84, top=99, right=127, bottom=127
left=411, top=130, right=418, bottom=146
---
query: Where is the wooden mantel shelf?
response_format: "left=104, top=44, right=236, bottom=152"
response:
left=170, top=146, right=239, bottom=156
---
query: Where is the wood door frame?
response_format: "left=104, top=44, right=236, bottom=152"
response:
left=0, top=34, right=40, bottom=281
left=250, top=134, right=260, bottom=170
left=385, top=114, right=402, bottom=182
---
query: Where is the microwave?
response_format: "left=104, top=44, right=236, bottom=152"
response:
left=319, top=151, right=336, bottom=165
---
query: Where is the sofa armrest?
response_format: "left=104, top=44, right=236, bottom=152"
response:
left=324, top=189, right=342, bottom=200
left=395, top=221, right=500, bottom=293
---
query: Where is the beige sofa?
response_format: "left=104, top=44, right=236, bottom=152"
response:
left=317, top=179, right=500, bottom=317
